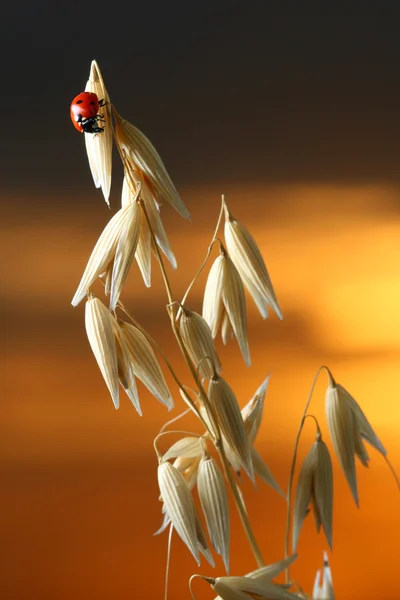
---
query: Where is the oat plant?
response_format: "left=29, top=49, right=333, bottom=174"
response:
left=71, top=60, right=400, bottom=600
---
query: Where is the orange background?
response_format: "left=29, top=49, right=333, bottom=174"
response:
left=2, top=182, right=400, bottom=599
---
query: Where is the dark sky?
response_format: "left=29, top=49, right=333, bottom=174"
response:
left=2, top=4, right=400, bottom=203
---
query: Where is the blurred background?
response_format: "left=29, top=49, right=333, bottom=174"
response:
left=2, top=5, right=400, bottom=599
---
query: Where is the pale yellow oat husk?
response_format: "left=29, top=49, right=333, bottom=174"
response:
left=163, top=437, right=203, bottom=461
left=135, top=206, right=152, bottom=287
left=203, top=253, right=251, bottom=366
left=72, top=202, right=134, bottom=307
left=122, top=174, right=177, bottom=269
left=198, top=455, right=230, bottom=572
left=246, top=554, right=297, bottom=583
left=84, top=60, right=113, bottom=205
left=109, top=199, right=141, bottom=310
left=114, top=110, right=190, bottom=219
left=203, top=255, right=225, bottom=337
left=85, top=297, right=119, bottom=409
left=173, top=455, right=201, bottom=491
left=251, top=448, right=285, bottom=498
left=336, top=384, right=386, bottom=457
left=241, top=375, right=270, bottom=445
left=212, top=575, right=300, bottom=600
left=157, top=461, right=199, bottom=563
left=220, top=254, right=251, bottom=365
left=208, top=375, right=254, bottom=480
left=312, top=552, right=335, bottom=600
left=224, top=204, right=283, bottom=320
left=119, top=321, right=173, bottom=410
left=325, top=384, right=358, bottom=505
left=179, top=308, right=221, bottom=379
left=112, top=319, right=141, bottom=414
left=292, top=437, right=333, bottom=552
left=193, top=502, right=215, bottom=567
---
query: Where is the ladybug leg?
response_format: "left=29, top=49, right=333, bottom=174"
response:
left=98, top=99, right=109, bottom=108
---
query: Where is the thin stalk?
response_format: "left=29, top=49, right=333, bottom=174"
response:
left=217, top=440, right=265, bottom=567
left=117, top=300, right=207, bottom=428
left=180, top=194, right=225, bottom=308
left=284, top=365, right=334, bottom=583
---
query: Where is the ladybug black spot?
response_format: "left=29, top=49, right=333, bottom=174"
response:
left=90, top=101, right=95, bottom=105
left=76, top=99, right=83, bottom=104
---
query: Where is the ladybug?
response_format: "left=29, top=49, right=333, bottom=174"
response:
left=70, top=92, right=106, bottom=134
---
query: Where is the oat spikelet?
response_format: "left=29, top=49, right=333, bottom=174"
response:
left=179, top=308, right=221, bottom=379
left=112, top=319, right=141, bottom=414
left=135, top=205, right=152, bottom=287
left=211, top=575, right=300, bottom=600
left=84, top=60, right=113, bottom=205
left=251, top=448, right=285, bottom=498
left=337, top=384, right=387, bottom=457
left=163, top=437, right=203, bottom=461
left=72, top=203, right=133, bottom=307
left=85, top=297, right=119, bottom=409
left=114, top=109, right=190, bottom=219
left=122, top=173, right=177, bottom=269
left=208, top=375, right=254, bottom=480
left=313, top=552, right=335, bottom=599
left=193, top=503, right=215, bottom=567
left=326, top=381, right=388, bottom=506
left=224, top=202, right=282, bottom=320
left=203, top=252, right=251, bottom=366
left=120, top=321, right=173, bottom=410
left=109, top=199, right=141, bottom=310
left=157, top=461, right=199, bottom=563
left=173, top=455, right=201, bottom=491
left=246, top=554, right=297, bottom=583
left=292, top=437, right=333, bottom=552
left=325, top=383, right=357, bottom=505
left=198, top=455, right=230, bottom=572
left=242, top=375, right=270, bottom=445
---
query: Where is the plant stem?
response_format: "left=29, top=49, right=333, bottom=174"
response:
left=180, top=194, right=225, bottom=308
left=284, top=365, right=334, bottom=583
left=217, top=439, right=265, bottom=567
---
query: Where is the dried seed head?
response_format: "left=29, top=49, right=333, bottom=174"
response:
left=179, top=308, right=221, bottom=379
left=241, top=375, right=270, bottom=445
left=134, top=205, right=152, bottom=287
left=203, top=253, right=251, bottom=366
left=292, top=437, right=333, bottom=552
left=246, top=554, right=297, bottom=583
left=119, top=321, right=173, bottom=410
left=224, top=204, right=282, bottom=320
left=163, top=437, right=203, bottom=461
left=109, top=199, right=141, bottom=310
left=112, top=319, right=141, bottom=414
left=85, top=297, right=119, bottom=409
left=122, top=173, right=177, bottom=269
left=325, top=383, right=357, bottom=505
left=173, top=455, right=201, bottom=491
left=157, top=461, right=199, bottom=563
left=338, top=384, right=387, bottom=457
left=84, top=60, right=112, bottom=205
left=208, top=375, right=254, bottom=480
left=251, top=448, right=285, bottom=498
left=198, top=456, right=230, bottom=572
left=212, top=576, right=300, bottom=600
left=193, top=502, right=215, bottom=567
left=312, top=552, right=335, bottom=600
left=326, top=381, right=386, bottom=506
left=72, top=202, right=134, bottom=307
left=114, top=110, right=190, bottom=219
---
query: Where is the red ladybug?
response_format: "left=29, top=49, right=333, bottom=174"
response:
left=70, top=92, right=106, bottom=134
